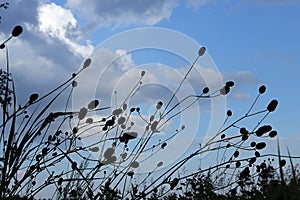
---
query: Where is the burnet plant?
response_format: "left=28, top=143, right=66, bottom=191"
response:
left=0, top=25, right=281, bottom=199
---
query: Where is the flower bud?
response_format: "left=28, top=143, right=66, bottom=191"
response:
left=12, top=25, right=23, bottom=37
left=198, top=47, right=206, bottom=56
left=259, top=85, right=266, bottom=94
left=267, top=99, right=278, bottom=112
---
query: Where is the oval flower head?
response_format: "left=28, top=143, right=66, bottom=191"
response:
left=83, top=58, right=92, bottom=69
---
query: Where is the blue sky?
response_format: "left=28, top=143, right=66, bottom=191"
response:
left=1, top=0, right=300, bottom=175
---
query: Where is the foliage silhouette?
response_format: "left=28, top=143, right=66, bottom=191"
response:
left=1, top=24, right=299, bottom=200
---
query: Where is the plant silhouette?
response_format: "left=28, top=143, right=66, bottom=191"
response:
left=1, top=25, right=299, bottom=200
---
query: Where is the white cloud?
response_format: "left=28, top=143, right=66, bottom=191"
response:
left=0, top=1, right=94, bottom=104
left=65, top=0, right=179, bottom=29
left=223, top=70, right=259, bottom=85
left=37, top=2, right=93, bottom=57
left=185, top=0, right=210, bottom=9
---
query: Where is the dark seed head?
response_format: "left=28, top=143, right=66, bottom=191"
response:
left=220, top=86, right=230, bottom=95
left=254, top=151, right=260, bottom=157
left=29, top=93, right=39, bottom=103
left=12, top=25, right=23, bottom=37
left=242, top=134, right=249, bottom=141
left=58, top=178, right=63, bottom=185
left=88, top=99, right=100, bottom=109
left=198, top=47, right=206, bottom=56
left=267, top=99, right=278, bottom=112
left=280, top=159, right=286, bottom=167
left=227, top=110, right=232, bottom=116
left=269, top=130, right=277, bottom=138
left=240, top=127, right=248, bottom=135
left=72, top=127, right=78, bottom=134
left=256, top=125, right=272, bottom=137
left=156, top=101, right=163, bottom=110
left=235, top=161, right=241, bottom=168
left=233, top=151, right=239, bottom=158
left=78, top=107, right=88, bottom=120
left=161, top=142, right=167, bottom=149
left=226, top=81, right=235, bottom=87
left=249, top=157, right=257, bottom=164
left=202, top=87, right=209, bottom=94
left=256, top=142, right=266, bottom=150
left=127, top=171, right=134, bottom=177
left=83, top=58, right=92, bottom=69
left=259, top=85, right=266, bottom=94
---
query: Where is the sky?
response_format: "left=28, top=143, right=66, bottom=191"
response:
left=1, top=0, right=300, bottom=188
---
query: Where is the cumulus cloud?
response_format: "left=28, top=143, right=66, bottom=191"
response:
left=0, top=1, right=94, bottom=103
left=65, top=0, right=179, bottom=29
left=37, top=2, right=93, bottom=57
